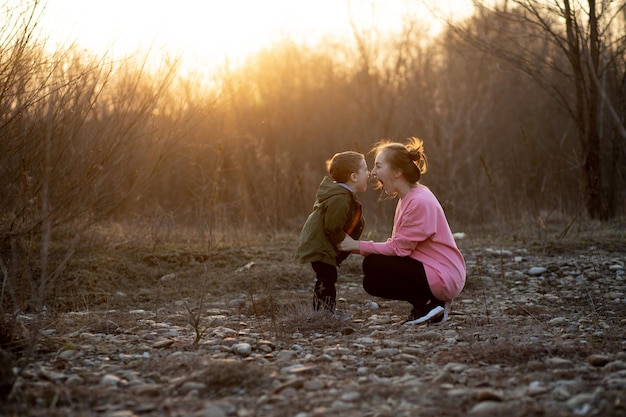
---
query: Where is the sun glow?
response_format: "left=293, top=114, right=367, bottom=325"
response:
left=29, top=0, right=473, bottom=73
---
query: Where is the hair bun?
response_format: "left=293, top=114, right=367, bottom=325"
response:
left=406, top=137, right=427, bottom=174
left=408, top=149, right=422, bottom=162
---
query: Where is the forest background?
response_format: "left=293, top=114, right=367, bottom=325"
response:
left=0, top=1, right=625, bottom=332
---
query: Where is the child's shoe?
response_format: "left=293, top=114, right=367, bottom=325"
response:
left=313, top=296, right=351, bottom=319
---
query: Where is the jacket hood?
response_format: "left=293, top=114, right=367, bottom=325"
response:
left=316, top=177, right=352, bottom=202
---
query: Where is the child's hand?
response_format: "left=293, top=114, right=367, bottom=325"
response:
left=337, top=235, right=360, bottom=253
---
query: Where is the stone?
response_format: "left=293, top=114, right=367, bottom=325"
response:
left=152, top=339, right=175, bottom=348
left=528, top=267, right=547, bottom=276
left=587, top=354, right=611, bottom=367
left=100, top=374, right=122, bottom=386
left=469, top=401, right=508, bottom=415
left=232, top=343, right=252, bottom=356
left=548, top=317, right=568, bottom=326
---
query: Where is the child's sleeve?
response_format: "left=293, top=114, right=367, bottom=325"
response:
left=323, top=195, right=351, bottom=245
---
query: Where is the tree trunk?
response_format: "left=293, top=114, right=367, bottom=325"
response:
left=565, top=0, right=612, bottom=220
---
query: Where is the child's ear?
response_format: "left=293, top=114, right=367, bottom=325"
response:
left=350, top=172, right=358, bottom=182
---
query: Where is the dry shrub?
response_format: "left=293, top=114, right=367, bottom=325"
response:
left=244, top=294, right=282, bottom=318
left=0, top=349, right=16, bottom=401
left=0, top=317, right=27, bottom=354
left=275, top=301, right=353, bottom=334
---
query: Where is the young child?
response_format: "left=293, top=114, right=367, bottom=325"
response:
left=295, top=151, right=370, bottom=315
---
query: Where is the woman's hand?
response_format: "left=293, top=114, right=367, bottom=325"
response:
left=338, top=235, right=360, bottom=253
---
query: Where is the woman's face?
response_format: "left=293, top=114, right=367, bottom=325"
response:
left=371, top=150, right=398, bottom=194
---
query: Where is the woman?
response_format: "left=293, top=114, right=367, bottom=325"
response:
left=337, top=138, right=466, bottom=325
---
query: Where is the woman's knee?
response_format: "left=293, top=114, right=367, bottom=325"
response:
left=363, top=254, right=384, bottom=274
left=362, top=256, right=384, bottom=296
left=362, top=274, right=377, bottom=296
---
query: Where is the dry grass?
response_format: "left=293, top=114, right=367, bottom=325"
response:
left=275, top=301, right=355, bottom=334
left=1, top=219, right=625, bottom=417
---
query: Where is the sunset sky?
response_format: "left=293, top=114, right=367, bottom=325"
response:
left=28, top=0, right=473, bottom=71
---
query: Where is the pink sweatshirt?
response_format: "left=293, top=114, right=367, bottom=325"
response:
left=359, top=185, right=466, bottom=300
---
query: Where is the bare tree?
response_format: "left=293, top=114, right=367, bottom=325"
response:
left=0, top=1, right=183, bottom=360
left=447, top=0, right=626, bottom=220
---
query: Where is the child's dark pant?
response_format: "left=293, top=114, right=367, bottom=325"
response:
left=311, top=261, right=337, bottom=311
left=362, top=254, right=437, bottom=307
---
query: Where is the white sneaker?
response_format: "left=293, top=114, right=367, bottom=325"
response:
left=402, top=303, right=444, bottom=325
left=430, top=301, right=451, bottom=325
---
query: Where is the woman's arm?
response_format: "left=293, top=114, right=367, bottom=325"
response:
left=358, top=194, right=436, bottom=256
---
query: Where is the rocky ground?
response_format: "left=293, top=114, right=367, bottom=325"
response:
left=1, top=229, right=626, bottom=416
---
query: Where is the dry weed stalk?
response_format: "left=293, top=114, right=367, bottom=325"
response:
left=159, top=267, right=214, bottom=346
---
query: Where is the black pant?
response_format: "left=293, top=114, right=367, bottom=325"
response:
left=312, top=261, right=337, bottom=310
left=362, top=254, right=436, bottom=307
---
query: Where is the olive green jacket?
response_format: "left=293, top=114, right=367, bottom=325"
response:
left=295, top=177, right=364, bottom=266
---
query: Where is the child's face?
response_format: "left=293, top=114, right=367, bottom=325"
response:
left=352, top=159, right=370, bottom=192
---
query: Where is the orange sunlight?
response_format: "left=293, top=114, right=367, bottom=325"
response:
left=31, top=0, right=473, bottom=73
